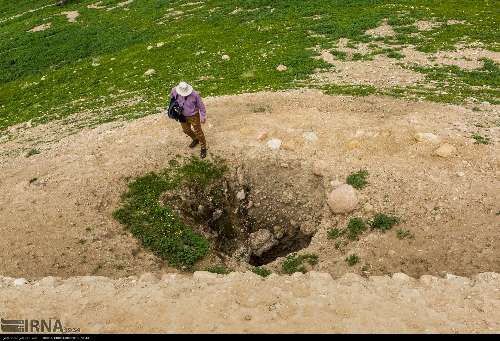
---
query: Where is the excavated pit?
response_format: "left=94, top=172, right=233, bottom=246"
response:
left=160, top=157, right=325, bottom=267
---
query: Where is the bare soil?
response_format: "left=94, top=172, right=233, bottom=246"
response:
left=1, top=90, right=498, bottom=279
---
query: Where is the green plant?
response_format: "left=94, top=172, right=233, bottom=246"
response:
left=345, top=254, right=360, bottom=266
left=206, top=265, right=230, bottom=275
left=282, top=253, right=318, bottom=274
left=396, top=228, right=414, bottom=239
left=472, top=133, right=491, bottom=145
left=370, top=213, right=400, bottom=231
left=327, top=227, right=343, bottom=240
left=347, top=217, right=366, bottom=240
left=251, top=267, right=272, bottom=277
left=112, top=157, right=230, bottom=269
left=25, top=148, right=40, bottom=157
left=346, top=170, right=369, bottom=189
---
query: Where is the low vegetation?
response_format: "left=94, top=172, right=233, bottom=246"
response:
left=251, top=266, right=272, bottom=278
left=282, top=253, right=318, bottom=274
left=346, top=170, right=369, bottom=189
left=206, top=265, right=231, bottom=275
left=369, top=213, right=400, bottom=231
left=345, top=254, right=360, bottom=266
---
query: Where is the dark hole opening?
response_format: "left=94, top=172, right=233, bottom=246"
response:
left=248, top=232, right=313, bottom=266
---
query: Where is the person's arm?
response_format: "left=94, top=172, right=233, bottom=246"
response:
left=194, top=92, right=206, bottom=122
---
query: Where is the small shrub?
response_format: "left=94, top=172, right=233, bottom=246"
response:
left=251, top=266, right=272, bottom=277
left=346, top=170, right=369, bottom=189
left=386, top=50, right=404, bottom=59
left=282, top=253, right=318, bottom=274
left=370, top=213, right=400, bottom=231
left=26, top=148, right=40, bottom=157
left=347, top=217, right=366, bottom=240
left=472, top=133, right=491, bottom=145
left=206, top=265, right=230, bottom=275
left=396, top=228, right=413, bottom=239
left=345, top=254, right=359, bottom=266
left=327, top=227, right=343, bottom=240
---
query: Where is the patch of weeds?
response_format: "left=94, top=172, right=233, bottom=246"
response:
left=250, top=104, right=272, bottom=113
left=352, top=53, right=373, bottom=61
left=396, top=228, right=414, bottom=240
left=472, top=107, right=481, bottom=112
left=115, top=264, right=125, bottom=271
left=282, top=253, right=318, bottom=274
left=112, top=157, right=230, bottom=269
left=77, top=239, right=86, bottom=245
left=330, top=50, right=348, bottom=61
left=370, top=213, right=400, bottom=231
left=346, top=169, right=369, bottom=189
left=25, top=148, right=40, bottom=157
left=327, top=227, right=343, bottom=240
left=345, top=254, right=360, bottom=266
left=347, top=217, right=366, bottom=240
left=472, top=133, right=491, bottom=145
left=251, top=266, right=272, bottom=278
left=334, top=241, right=343, bottom=250
left=386, top=50, right=405, bottom=59
left=206, top=265, right=230, bottom=275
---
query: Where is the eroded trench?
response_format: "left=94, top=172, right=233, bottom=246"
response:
left=160, top=158, right=325, bottom=267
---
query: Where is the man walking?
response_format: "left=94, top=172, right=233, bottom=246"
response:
left=171, top=82, right=208, bottom=159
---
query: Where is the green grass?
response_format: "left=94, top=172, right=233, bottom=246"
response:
left=346, top=169, right=369, bottom=189
left=327, top=227, right=343, bottom=240
left=472, top=133, right=491, bottom=145
left=282, top=253, right=318, bottom=274
left=370, top=213, right=400, bottom=231
left=347, top=217, right=366, bottom=240
left=345, top=254, right=359, bottom=266
left=396, top=228, right=414, bottom=240
left=324, top=84, right=377, bottom=97
left=251, top=266, right=272, bottom=278
left=25, top=148, right=40, bottom=157
left=206, top=265, right=230, bottom=275
left=112, top=156, right=227, bottom=269
left=1, top=0, right=498, bottom=131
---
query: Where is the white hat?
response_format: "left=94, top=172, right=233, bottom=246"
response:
left=175, top=81, right=193, bottom=97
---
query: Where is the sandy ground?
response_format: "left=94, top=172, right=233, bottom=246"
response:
left=0, top=90, right=498, bottom=279
left=1, top=271, right=499, bottom=333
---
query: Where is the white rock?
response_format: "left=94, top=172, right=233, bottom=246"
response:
left=147, top=45, right=153, bottom=50
left=14, top=278, right=27, bottom=286
left=236, top=189, right=246, bottom=201
left=249, top=229, right=276, bottom=256
left=327, top=184, right=359, bottom=214
left=303, top=131, right=318, bottom=142
left=276, top=64, right=287, bottom=72
left=221, top=54, right=230, bottom=60
left=433, top=143, right=456, bottom=158
left=330, top=180, right=342, bottom=188
left=144, top=69, right=156, bottom=76
left=414, top=132, right=441, bottom=144
left=156, top=42, right=165, bottom=48
left=266, top=138, right=282, bottom=150
left=363, top=203, right=374, bottom=213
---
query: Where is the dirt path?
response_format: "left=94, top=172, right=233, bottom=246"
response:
left=0, top=90, right=498, bottom=279
left=1, top=271, right=499, bottom=333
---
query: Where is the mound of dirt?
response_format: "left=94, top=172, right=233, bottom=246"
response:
left=1, top=272, right=499, bottom=333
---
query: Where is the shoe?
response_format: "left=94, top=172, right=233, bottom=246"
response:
left=200, top=148, right=207, bottom=159
left=189, top=139, right=199, bottom=148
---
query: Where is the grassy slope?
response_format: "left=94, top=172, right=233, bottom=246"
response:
left=0, top=0, right=499, bottom=131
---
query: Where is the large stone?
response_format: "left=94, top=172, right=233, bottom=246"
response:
left=414, top=132, right=441, bottom=144
left=312, top=160, right=328, bottom=177
left=266, top=138, right=282, bottom=150
left=433, top=143, right=456, bottom=158
left=327, top=184, right=359, bottom=214
left=249, top=229, right=276, bottom=256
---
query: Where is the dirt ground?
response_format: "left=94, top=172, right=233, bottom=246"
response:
left=0, top=89, right=498, bottom=279
left=1, top=271, right=499, bottom=333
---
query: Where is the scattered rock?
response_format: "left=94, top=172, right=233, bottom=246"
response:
left=363, top=203, right=374, bottom=213
left=276, top=64, right=287, bottom=72
left=61, top=11, right=80, bottom=23
left=300, top=221, right=319, bottom=236
left=212, top=209, right=223, bottom=221
left=221, top=54, right=230, bottom=61
left=327, top=184, right=359, bottom=214
left=330, top=180, right=342, bottom=188
left=156, top=42, right=165, bottom=48
left=414, top=132, right=441, bottom=144
left=249, top=229, right=276, bottom=256
left=272, top=225, right=285, bottom=239
left=266, top=138, right=282, bottom=150
left=144, top=69, right=156, bottom=76
left=147, top=45, right=153, bottom=50
left=433, top=143, right=456, bottom=158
